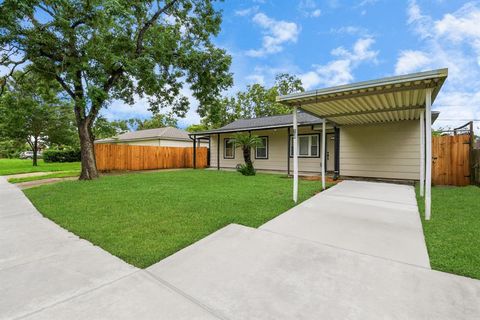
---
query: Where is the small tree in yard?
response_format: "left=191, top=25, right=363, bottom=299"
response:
left=0, top=0, right=232, bottom=179
left=0, top=71, right=75, bottom=166
left=232, top=133, right=262, bottom=176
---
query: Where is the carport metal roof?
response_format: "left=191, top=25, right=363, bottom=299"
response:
left=276, top=68, right=448, bottom=125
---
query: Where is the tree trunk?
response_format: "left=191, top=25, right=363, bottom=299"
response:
left=243, top=146, right=252, bottom=167
left=78, top=120, right=99, bottom=180
left=32, top=136, right=38, bottom=167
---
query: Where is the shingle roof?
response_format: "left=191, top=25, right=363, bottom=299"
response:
left=95, top=127, right=191, bottom=143
left=194, top=112, right=323, bottom=135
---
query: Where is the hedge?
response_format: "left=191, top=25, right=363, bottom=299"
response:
left=43, top=149, right=81, bottom=163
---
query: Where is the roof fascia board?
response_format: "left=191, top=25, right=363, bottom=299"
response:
left=277, top=68, right=448, bottom=103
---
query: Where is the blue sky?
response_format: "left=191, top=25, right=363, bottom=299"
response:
left=103, top=1, right=480, bottom=133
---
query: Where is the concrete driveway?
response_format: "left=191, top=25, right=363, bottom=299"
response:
left=1, top=177, right=479, bottom=319
left=261, top=180, right=431, bottom=268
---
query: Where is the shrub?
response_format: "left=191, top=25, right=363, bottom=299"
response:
left=236, top=163, right=256, bottom=176
left=43, top=149, right=81, bottom=163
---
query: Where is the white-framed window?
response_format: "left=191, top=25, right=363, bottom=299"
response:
left=255, top=136, right=268, bottom=159
left=290, top=134, right=320, bottom=157
left=224, top=138, right=235, bottom=159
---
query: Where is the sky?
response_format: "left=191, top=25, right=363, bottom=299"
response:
left=36, top=1, right=480, bottom=132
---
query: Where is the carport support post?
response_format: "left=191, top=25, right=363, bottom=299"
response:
left=321, top=120, right=326, bottom=190
left=293, top=106, right=299, bottom=203
left=425, top=88, right=433, bottom=220
left=420, top=111, right=425, bottom=197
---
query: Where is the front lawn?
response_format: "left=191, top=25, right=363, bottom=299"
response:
left=0, top=159, right=80, bottom=175
left=416, top=184, right=480, bottom=280
left=25, top=170, right=330, bottom=268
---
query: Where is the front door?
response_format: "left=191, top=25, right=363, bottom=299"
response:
left=326, top=134, right=335, bottom=172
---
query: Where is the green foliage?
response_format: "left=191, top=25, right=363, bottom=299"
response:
left=0, top=0, right=232, bottom=123
left=0, top=140, right=27, bottom=158
left=0, top=70, right=78, bottom=165
left=201, top=73, right=304, bottom=128
left=134, top=113, right=178, bottom=130
left=232, top=133, right=262, bottom=176
left=43, top=149, right=82, bottom=163
left=24, top=170, right=328, bottom=267
left=93, top=116, right=133, bottom=140
left=236, top=163, right=256, bottom=176
left=0, top=0, right=233, bottom=178
left=186, top=123, right=209, bottom=132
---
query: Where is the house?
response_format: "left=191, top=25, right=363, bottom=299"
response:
left=193, top=68, right=448, bottom=219
left=95, top=127, right=208, bottom=148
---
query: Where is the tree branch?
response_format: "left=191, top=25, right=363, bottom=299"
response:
left=0, top=57, right=28, bottom=95
left=55, top=75, right=75, bottom=98
left=135, top=0, right=180, bottom=56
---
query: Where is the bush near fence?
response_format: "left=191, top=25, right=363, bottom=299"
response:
left=43, top=149, right=81, bottom=163
left=94, top=144, right=208, bottom=171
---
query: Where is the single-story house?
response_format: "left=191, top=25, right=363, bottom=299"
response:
left=193, top=68, right=448, bottom=219
left=95, top=127, right=208, bottom=148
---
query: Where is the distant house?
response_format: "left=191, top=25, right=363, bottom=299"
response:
left=95, top=127, right=208, bottom=148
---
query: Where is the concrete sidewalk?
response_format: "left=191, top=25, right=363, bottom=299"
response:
left=0, top=177, right=219, bottom=320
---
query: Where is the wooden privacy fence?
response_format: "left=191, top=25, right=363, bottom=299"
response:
left=95, top=144, right=208, bottom=171
left=432, top=134, right=471, bottom=186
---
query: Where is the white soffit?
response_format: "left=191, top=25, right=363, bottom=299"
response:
left=277, top=69, right=448, bottom=125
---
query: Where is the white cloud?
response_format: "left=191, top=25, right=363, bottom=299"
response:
left=311, top=9, right=322, bottom=17
left=399, top=1, right=480, bottom=131
left=395, top=50, right=430, bottom=75
left=235, top=6, right=259, bottom=17
left=298, top=0, right=322, bottom=18
left=300, top=37, right=379, bottom=89
left=245, top=74, right=265, bottom=85
left=330, top=26, right=371, bottom=37
left=246, top=13, right=300, bottom=57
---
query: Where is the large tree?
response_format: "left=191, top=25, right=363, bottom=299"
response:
left=0, top=0, right=232, bottom=179
left=200, top=73, right=304, bottom=128
left=0, top=71, right=76, bottom=166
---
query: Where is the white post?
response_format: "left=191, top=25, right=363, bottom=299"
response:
left=293, top=106, right=299, bottom=203
left=321, top=119, right=326, bottom=190
left=425, top=88, right=433, bottom=220
left=420, top=111, right=425, bottom=197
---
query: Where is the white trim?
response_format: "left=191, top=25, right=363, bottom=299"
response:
left=420, top=111, right=425, bottom=197
left=425, top=88, right=433, bottom=220
left=289, top=134, right=320, bottom=157
left=321, top=120, right=326, bottom=190
left=293, top=107, right=298, bottom=203
left=255, top=136, right=268, bottom=159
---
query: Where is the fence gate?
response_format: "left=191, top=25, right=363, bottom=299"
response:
left=432, top=134, right=471, bottom=186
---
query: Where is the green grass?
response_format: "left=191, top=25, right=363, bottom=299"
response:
left=25, top=170, right=331, bottom=268
left=0, top=159, right=80, bottom=175
left=416, top=184, right=480, bottom=280
left=8, top=170, right=80, bottom=183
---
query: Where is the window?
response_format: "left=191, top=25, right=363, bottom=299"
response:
left=290, top=134, right=320, bottom=157
left=255, top=136, right=268, bottom=159
left=224, top=138, right=235, bottom=159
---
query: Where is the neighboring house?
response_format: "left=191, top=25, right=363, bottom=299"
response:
left=193, top=69, right=444, bottom=182
left=95, top=127, right=208, bottom=148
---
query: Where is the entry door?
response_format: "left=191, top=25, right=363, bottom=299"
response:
left=326, top=134, right=335, bottom=172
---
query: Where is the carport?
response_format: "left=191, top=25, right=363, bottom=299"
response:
left=277, top=68, right=448, bottom=220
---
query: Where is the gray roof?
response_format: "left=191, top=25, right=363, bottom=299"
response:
left=194, top=112, right=323, bottom=135
left=95, top=127, right=191, bottom=143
